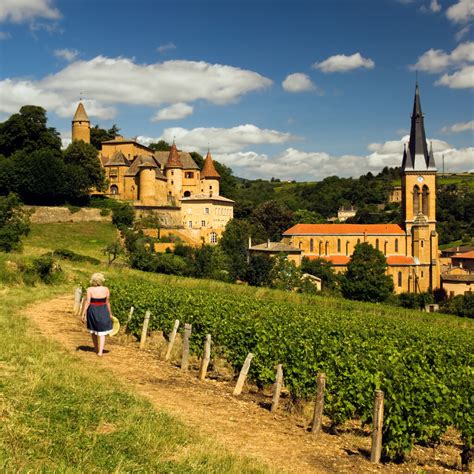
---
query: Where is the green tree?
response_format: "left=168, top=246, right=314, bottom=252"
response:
left=0, top=105, right=62, bottom=157
left=112, top=202, right=135, bottom=229
left=268, top=254, right=302, bottom=291
left=149, top=140, right=171, bottom=152
left=340, top=242, right=394, bottom=302
left=293, top=209, right=324, bottom=224
left=63, top=140, right=106, bottom=193
left=245, top=254, right=274, bottom=287
left=0, top=194, right=31, bottom=252
left=90, top=124, right=120, bottom=150
left=251, top=200, right=294, bottom=241
left=301, top=257, right=338, bottom=291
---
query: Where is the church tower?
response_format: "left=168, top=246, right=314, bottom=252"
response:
left=72, top=102, right=90, bottom=144
left=401, top=83, right=439, bottom=291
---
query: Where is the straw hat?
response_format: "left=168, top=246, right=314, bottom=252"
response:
left=110, top=316, right=120, bottom=336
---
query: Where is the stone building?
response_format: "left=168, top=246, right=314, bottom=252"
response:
left=281, top=84, right=441, bottom=294
left=71, top=103, right=234, bottom=244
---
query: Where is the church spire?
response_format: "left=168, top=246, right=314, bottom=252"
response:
left=402, top=83, right=436, bottom=172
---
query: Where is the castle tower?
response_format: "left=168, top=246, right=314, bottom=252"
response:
left=72, top=102, right=90, bottom=144
left=200, top=150, right=221, bottom=196
left=164, top=142, right=184, bottom=204
left=401, top=83, right=439, bottom=291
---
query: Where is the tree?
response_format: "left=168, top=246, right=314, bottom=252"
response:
left=293, top=209, right=324, bottom=224
left=340, top=243, right=394, bottom=302
left=245, top=254, right=273, bottom=286
left=301, top=257, right=338, bottom=291
left=63, top=140, right=106, bottom=193
left=149, top=140, right=171, bottom=152
left=251, top=200, right=294, bottom=241
left=0, top=194, right=31, bottom=252
left=268, top=254, right=302, bottom=291
left=111, top=202, right=134, bottom=229
left=0, top=105, right=61, bottom=157
left=103, top=240, right=123, bottom=266
left=90, top=124, right=120, bottom=150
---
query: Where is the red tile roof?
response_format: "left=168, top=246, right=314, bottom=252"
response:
left=200, top=151, right=221, bottom=179
left=165, top=143, right=184, bottom=169
left=387, top=255, right=415, bottom=265
left=452, top=250, right=474, bottom=259
left=283, top=223, right=405, bottom=235
left=307, top=254, right=416, bottom=266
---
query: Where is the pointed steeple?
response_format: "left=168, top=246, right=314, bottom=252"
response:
left=402, top=83, right=436, bottom=172
left=73, top=102, right=89, bottom=122
left=200, top=150, right=220, bottom=179
left=164, top=142, right=183, bottom=169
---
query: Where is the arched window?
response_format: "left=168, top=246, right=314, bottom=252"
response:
left=110, top=185, right=118, bottom=195
left=337, top=239, right=341, bottom=253
left=376, top=239, right=379, bottom=250
left=345, top=241, right=349, bottom=256
left=384, top=241, right=387, bottom=255
left=395, top=239, right=399, bottom=253
left=310, top=239, right=314, bottom=252
left=325, top=241, right=329, bottom=255
left=422, top=185, right=429, bottom=216
left=357, top=238, right=361, bottom=245
left=318, top=241, right=323, bottom=255
left=209, top=232, right=217, bottom=244
left=413, top=185, right=420, bottom=215
left=398, top=271, right=402, bottom=287
left=299, top=242, right=302, bottom=249
left=183, top=191, right=191, bottom=197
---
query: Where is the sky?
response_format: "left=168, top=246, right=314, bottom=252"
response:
left=0, top=0, right=472, bottom=181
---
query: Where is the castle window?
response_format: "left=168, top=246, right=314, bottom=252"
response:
left=204, top=208, right=209, bottom=214
left=421, top=271, right=424, bottom=277
left=413, top=185, right=420, bottom=214
left=337, top=239, right=341, bottom=253
left=310, top=239, right=314, bottom=252
left=110, top=185, right=119, bottom=195
left=395, top=239, right=399, bottom=253
left=171, top=171, right=174, bottom=176
left=210, top=186, right=213, bottom=190
left=421, top=241, right=424, bottom=248
left=185, top=172, right=194, bottom=179
left=398, top=272, right=402, bottom=287
left=376, top=239, right=379, bottom=250
left=171, top=180, right=174, bottom=185
left=183, top=191, right=191, bottom=197
left=201, top=220, right=206, bottom=227
left=422, top=185, right=429, bottom=216
left=210, top=232, right=217, bottom=244
left=188, top=221, right=193, bottom=228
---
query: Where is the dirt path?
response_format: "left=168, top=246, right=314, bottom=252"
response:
left=24, top=295, right=461, bottom=473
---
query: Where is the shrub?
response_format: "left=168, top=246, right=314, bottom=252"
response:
left=0, top=193, right=30, bottom=252
left=112, top=202, right=134, bottom=228
left=49, top=248, right=100, bottom=265
left=31, top=256, right=62, bottom=284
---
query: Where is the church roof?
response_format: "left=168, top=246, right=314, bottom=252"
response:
left=164, top=143, right=184, bottom=169
left=200, top=150, right=221, bottom=179
left=402, top=83, right=436, bottom=172
left=250, top=242, right=302, bottom=253
left=104, top=151, right=130, bottom=167
left=283, top=223, right=406, bottom=236
left=73, top=102, right=89, bottom=122
left=307, top=254, right=416, bottom=266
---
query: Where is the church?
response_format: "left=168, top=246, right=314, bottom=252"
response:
left=71, top=102, right=234, bottom=244
left=281, top=84, right=441, bottom=294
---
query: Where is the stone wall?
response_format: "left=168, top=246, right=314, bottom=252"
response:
left=26, top=206, right=111, bottom=224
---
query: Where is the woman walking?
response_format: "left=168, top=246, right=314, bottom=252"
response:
left=81, top=273, right=113, bottom=356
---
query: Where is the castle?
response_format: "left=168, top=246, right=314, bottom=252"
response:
left=72, top=102, right=234, bottom=244
left=281, top=84, right=441, bottom=293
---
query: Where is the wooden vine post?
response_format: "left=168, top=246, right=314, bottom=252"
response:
left=370, top=389, right=385, bottom=463
left=233, top=352, right=253, bottom=396
left=139, top=311, right=151, bottom=350
left=198, top=334, right=212, bottom=380
left=78, top=296, right=85, bottom=317
left=165, top=319, right=180, bottom=361
left=270, top=364, right=284, bottom=413
left=311, top=372, right=326, bottom=434
left=125, top=306, right=134, bottom=333
left=181, top=323, right=192, bottom=370
left=73, top=287, right=82, bottom=313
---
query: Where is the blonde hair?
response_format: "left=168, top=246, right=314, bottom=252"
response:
left=90, top=272, right=105, bottom=287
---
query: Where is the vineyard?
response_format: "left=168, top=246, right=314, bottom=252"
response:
left=108, top=276, right=473, bottom=463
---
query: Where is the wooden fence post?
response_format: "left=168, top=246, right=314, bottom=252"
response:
left=233, top=352, right=253, bottom=396
left=125, top=306, right=134, bottom=333
left=370, top=389, right=384, bottom=463
left=78, top=296, right=85, bottom=317
left=165, top=320, right=180, bottom=361
left=311, top=372, right=326, bottom=434
left=198, top=334, right=212, bottom=380
left=181, top=323, right=192, bottom=370
left=271, top=364, right=284, bottom=413
left=73, top=287, right=82, bottom=313
left=139, top=311, right=151, bottom=350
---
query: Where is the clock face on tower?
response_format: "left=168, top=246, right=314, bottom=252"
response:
left=417, top=176, right=424, bottom=183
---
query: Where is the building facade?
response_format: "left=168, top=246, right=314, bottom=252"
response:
left=71, top=103, right=234, bottom=243
left=281, top=85, right=441, bottom=294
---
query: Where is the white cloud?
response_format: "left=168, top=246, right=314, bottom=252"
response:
left=282, top=73, right=317, bottom=93
left=455, top=24, right=471, bottom=41
left=411, top=41, right=474, bottom=73
left=0, top=55, right=272, bottom=118
left=441, top=120, right=474, bottom=133
left=54, top=48, right=79, bottom=62
left=0, top=31, right=11, bottom=39
left=55, top=99, right=117, bottom=119
left=435, top=65, right=474, bottom=88
left=312, top=53, right=375, bottom=73
left=446, top=0, right=474, bottom=23
left=430, top=0, right=442, bottom=12
left=157, top=42, right=176, bottom=54
left=151, top=102, right=193, bottom=121
left=0, top=0, right=61, bottom=23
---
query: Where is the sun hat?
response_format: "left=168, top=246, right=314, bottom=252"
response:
left=110, top=316, right=120, bottom=336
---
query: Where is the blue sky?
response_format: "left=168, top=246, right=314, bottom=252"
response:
left=0, top=0, right=472, bottom=180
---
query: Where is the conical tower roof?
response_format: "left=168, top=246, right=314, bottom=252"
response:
left=402, top=83, right=436, bottom=172
left=73, top=102, right=89, bottom=122
left=200, top=150, right=221, bottom=179
left=164, top=142, right=184, bottom=169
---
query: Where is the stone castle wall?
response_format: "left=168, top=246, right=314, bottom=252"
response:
left=26, top=206, right=111, bottom=224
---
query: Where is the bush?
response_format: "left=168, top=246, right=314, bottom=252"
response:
left=49, top=248, right=100, bottom=265
left=112, top=202, right=134, bottom=228
left=442, top=293, right=474, bottom=318
left=398, top=292, right=434, bottom=310
left=31, top=256, right=62, bottom=284
left=0, top=194, right=30, bottom=252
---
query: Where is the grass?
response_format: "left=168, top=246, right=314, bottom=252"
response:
left=0, top=284, right=268, bottom=473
